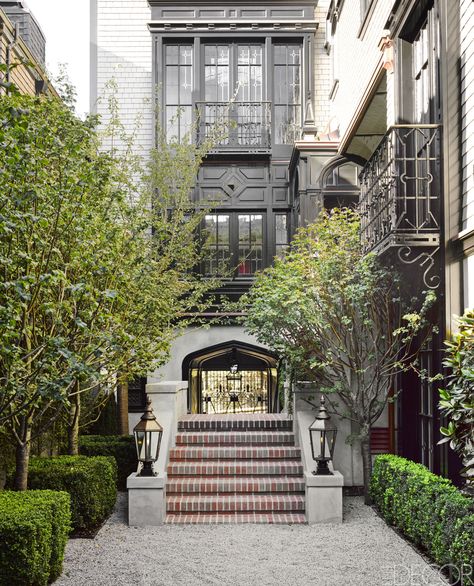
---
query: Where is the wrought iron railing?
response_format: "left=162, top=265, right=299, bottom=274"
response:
left=196, top=101, right=271, bottom=152
left=359, top=125, right=441, bottom=255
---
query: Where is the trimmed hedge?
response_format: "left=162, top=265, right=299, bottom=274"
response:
left=79, top=435, right=137, bottom=490
left=0, top=490, right=71, bottom=586
left=370, top=455, right=474, bottom=584
left=24, top=456, right=117, bottom=533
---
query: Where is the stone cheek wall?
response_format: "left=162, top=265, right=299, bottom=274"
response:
left=93, top=0, right=154, bottom=156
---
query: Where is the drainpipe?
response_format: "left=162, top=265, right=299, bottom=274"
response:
left=5, top=22, right=19, bottom=86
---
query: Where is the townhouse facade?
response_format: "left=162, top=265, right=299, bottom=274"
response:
left=91, top=0, right=472, bottom=484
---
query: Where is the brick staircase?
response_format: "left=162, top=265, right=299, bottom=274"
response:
left=165, top=414, right=306, bottom=524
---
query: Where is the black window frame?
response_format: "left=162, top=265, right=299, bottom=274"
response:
left=200, top=211, right=267, bottom=278
left=128, top=377, right=147, bottom=413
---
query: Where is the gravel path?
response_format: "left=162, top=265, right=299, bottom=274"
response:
left=56, top=494, right=447, bottom=586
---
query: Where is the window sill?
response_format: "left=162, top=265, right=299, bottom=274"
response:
left=329, top=79, right=339, bottom=101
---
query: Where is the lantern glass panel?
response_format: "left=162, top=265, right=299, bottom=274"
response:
left=135, top=430, right=145, bottom=461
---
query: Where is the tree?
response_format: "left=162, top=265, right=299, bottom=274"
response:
left=439, top=310, right=474, bottom=495
left=0, top=89, right=218, bottom=487
left=243, top=209, right=434, bottom=503
left=0, top=94, right=120, bottom=487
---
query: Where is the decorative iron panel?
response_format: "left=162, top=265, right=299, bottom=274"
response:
left=200, top=370, right=268, bottom=413
left=359, top=125, right=441, bottom=289
left=359, top=125, right=441, bottom=252
left=196, top=101, right=271, bottom=152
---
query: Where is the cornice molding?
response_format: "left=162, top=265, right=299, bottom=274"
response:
left=149, top=0, right=317, bottom=5
left=148, top=20, right=318, bottom=33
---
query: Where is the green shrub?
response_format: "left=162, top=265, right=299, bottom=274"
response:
left=370, top=455, right=474, bottom=585
left=21, top=456, right=117, bottom=533
left=79, top=435, right=137, bottom=490
left=0, top=490, right=71, bottom=586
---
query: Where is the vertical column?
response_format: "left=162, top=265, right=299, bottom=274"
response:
left=154, top=34, right=163, bottom=140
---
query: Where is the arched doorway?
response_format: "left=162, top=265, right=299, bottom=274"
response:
left=182, top=341, right=280, bottom=414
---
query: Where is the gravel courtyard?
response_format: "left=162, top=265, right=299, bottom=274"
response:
left=56, top=495, right=447, bottom=586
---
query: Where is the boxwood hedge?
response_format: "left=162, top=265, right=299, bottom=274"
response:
left=79, top=435, right=137, bottom=490
left=24, top=456, right=117, bottom=533
left=370, top=454, right=474, bottom=585
left=0, top=490, right=71, bottom=586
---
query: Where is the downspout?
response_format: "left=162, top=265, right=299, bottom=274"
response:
left=5, top=22, right=19, bottom=87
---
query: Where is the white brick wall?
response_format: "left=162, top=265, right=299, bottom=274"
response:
left=313, top=0, right=331, bottom=132
left=93, top=0, right=153, bottom=156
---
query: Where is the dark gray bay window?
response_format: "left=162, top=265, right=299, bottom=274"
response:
left=164, top=40, right=302, bottom=147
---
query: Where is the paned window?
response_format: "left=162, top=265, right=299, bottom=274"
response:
left=238, top=214, right=263, bottom=275
left=275, top=214, right=289, bottom=258
left=201, top=212, right=265, bottom=277
left=202, top=44, right=266, bottom=147
left=202, top=214, right=231, bottom=276
left=165, top=44, right=193, bottom=141
left=205, top=45, right=230, bottom=102
left=274, top=44, right=302, bottom=144
left=413, top=22, right=430, bottom=123
left=128, top=377, right=147, bottom=412
left=236, top=45, right=263, bottom=102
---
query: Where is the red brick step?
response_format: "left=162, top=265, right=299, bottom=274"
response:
left=178, top=414, right=292, bottom=432
left=175, top=431, right=295, bottom=446
left=167, top=494, right=305, bottom=513
left=167, top=460, right=304, bottom=477
left=169, top=445, right=301, bottom=461
left=166, top=476, right=306, bottom=495
left=166, top=414, right=306, bottom=524
left=165, top=512, right=306, bottom=524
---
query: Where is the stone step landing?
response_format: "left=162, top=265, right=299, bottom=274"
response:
left=165, top=414, right=306, bottom=525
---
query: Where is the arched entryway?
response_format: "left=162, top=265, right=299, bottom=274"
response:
left=182, top=341, right=280, bottom=414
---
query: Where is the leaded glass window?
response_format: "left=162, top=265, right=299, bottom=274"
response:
left=201, top=212, right=265, bottom=277
left=237, top=45, right=263, bottom=102
left=205, top=45, right=230, bottom=102
left=274, top=44, right=302, bottom=144
left=202, top=214, right=231, bottom=276
left=275, top=214, right=289, bottom=258
left=238, top=214, right=263, bottom=276
left=165, top=44, right=193, bottom=141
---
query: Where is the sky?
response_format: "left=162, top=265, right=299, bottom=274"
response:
left=25, top=0, right=90, bottom=117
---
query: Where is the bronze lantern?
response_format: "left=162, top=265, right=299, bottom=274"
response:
left=133, top=396, right=163, bottom=477
left=309, top=395, right=337, bottom=475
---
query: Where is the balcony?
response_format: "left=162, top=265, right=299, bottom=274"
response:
left=359, top=125, right=441, bottom=288
left=196, top=101, right=271, bottom=154
left=359, top=125, right=441, bottom=253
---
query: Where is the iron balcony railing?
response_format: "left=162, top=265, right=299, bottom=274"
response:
left=359, top=125, right=441, bottom=255
left=196, top=101, right=271, bottom=153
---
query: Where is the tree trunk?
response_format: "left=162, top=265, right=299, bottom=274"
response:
left=117, top=377, right=129, bottom=435
left=14, top=418, right=31, bottom=491
left=361, top=434, right=373, bottom=505
left=68, top=388, right=81, bottom=455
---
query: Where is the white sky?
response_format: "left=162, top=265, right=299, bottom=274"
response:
left=25, top=0, right=90, bottom=117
